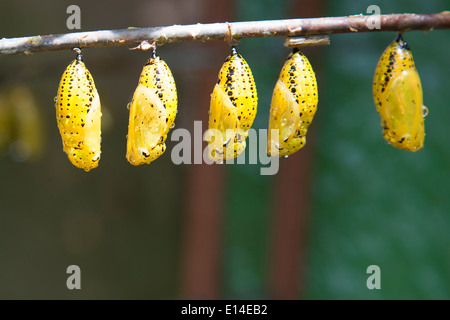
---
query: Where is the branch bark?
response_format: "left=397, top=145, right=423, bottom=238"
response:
left=0, top=12, right=449, bottom=55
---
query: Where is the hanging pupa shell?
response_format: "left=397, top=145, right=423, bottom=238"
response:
left=373, top=34, right=426, bottom=151
left=267, top=49, right=318, bottom=157
left=207, top=46, right=257, bottom=161
left=126, top=52, right=177, bottom=165
left=56, top=49, right=102, bottom=171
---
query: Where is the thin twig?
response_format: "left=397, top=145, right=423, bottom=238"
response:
left=0, top=12, right=449, bottom=55
left=284, top=35, right=330, bottom=47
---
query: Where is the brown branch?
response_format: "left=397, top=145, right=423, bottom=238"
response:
left=0, top=12, right=449, bottom=55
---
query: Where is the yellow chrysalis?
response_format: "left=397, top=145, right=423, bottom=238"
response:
left=126, top=51, right=177, bottom=165
left=373, top=34, right=426, bottom=151
left=56, top=48, right=102, bottom=171
left=207, top=46, right=257, bottom=161
left=9, top=86, right=45, bottom=161
left=0, top=90, right=13, bottom=155
left=267, top=49, right=318, bottom=157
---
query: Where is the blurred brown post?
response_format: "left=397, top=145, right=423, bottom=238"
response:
left=269, top=0, right=324, bottom=300
left=180, top=0, right=234, bottom=299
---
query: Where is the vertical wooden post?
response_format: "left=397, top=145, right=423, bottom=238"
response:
left=268, top=0, right=324, bottom=300
left=179, top=0, right=234, bottom=299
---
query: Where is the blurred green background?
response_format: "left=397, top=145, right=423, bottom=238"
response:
left=0, top=0, right=448, bottom=299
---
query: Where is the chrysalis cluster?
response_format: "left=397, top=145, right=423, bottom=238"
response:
left=56, top=49, right=102, bottom=171
left=126, top=51, right=178, bottom=165
left=46, top=34, right=430, bottom=172
left=267, top=49, right=318, bottom=157
left=207, top=46, right=258, bottom=161
left=373, top=34, right=427, bottom=152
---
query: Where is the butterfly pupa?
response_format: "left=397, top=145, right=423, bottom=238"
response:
left=9, top=86, right=44, bottom=162
left=207, top=46, right=258, bottom=162
left=267, top=49, right=318, bottom=157
left=56, top=48, right=102, bottom=171
left=0, top=90, right=13, bottom=154
left=126, top=50, right=177, bottom=165
left=373, top=34, right=426, bottom=151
